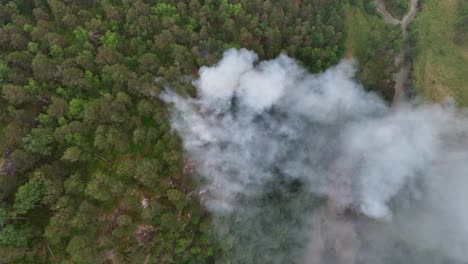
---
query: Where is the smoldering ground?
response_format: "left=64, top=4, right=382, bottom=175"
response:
left=162, top=49, right=468, bottom=264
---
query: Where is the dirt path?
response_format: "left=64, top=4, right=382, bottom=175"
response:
left=376, top=0, right=420, bottom=106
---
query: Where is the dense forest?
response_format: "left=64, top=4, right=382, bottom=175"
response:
left=0, top=0, right=349, bottom=262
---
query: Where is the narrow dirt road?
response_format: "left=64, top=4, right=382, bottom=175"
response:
left=376, top=0, right=420, bottom=105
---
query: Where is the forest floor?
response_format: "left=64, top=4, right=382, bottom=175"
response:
left=411, top=0, right=468, bottom=105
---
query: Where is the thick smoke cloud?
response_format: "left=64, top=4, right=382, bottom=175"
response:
left=162, top=49, right=468, bottom=263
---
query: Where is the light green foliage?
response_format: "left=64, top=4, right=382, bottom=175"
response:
left=0, top=225, right=28, bottom=247
left=27, top=42, right=39, bottom=54
left=73, top=27, right=89, bottom=47
left=49, top=44, right=63, bottom=58
left=224, top=1, right=241, bottom=16
left=22, top=128, right=54, bottom=156
left=23, top=24, right=33, bottom=33
left=219, top=0, right=242, bottom=20
left=100, top=30, right=119, bottom=49
left=68, top=98, right=85, bottom=119
left=24, top=79, right=40, bottom=95
left=13, top=176, right=43, bottom=215
left=5, top=1, right=18, bottom=11
left=152, top=3, right=178, bottom=18
left=62, top=146, right=82, bottom=162
left=36, top=113, right=54, bottom=127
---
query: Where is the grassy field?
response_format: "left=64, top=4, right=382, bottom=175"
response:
left=411, top=0, right=468, bottom=105
left=345, top=2, right=402, bottom=101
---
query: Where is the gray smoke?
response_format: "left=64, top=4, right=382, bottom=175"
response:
left=161, top=49, right=468, bottom=263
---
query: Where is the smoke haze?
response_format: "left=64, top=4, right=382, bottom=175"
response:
left=162, top=49, right=468, bottom=263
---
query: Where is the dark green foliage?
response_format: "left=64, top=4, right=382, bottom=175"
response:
left=384, top=0, right=409, bottom=19
left=0, top=0, right=347, bottom=262
left=365, top=1, right=377, bottom=15
left=455, top=1, right=468, bottom=44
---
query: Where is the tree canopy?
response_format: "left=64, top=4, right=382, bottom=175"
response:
left=0, top=0, right=348, bottom=262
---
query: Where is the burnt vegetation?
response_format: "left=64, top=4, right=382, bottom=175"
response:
left=0, top=0, right=347, bottom=262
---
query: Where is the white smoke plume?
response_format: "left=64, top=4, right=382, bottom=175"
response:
left=161, top=49, right=468, bottom=263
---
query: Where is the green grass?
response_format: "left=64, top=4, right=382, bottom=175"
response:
left=411, top=0, right=468, bottom=105
left=345, top=6, right=372, bottom=58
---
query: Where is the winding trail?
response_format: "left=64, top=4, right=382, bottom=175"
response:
left=376, top=0, right=420, bottom=106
